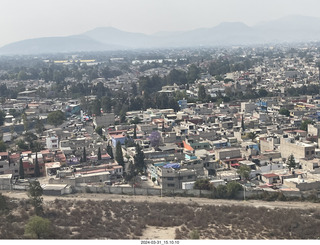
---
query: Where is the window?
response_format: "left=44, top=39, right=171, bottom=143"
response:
left=168, top=184, right=175, bottom=187
left=167, top=177, right=174, bottom=181
left=311, top=151, right=315, bottom=154
left=306, top=151, right=309, bottom=155
left=178, top=176, right=183, bottom=180
left=188, top=175, right=193, bottom=179
left=0, top=165, right=3, bottom=168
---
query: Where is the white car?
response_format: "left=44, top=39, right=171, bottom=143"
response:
left=140, top=176, right=147, bottom=181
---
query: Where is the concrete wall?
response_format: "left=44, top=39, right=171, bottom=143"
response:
left=74, top=185, right=213, bottom=197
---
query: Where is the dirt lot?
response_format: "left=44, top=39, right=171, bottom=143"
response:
left=3, top=190, right=320, bottom=210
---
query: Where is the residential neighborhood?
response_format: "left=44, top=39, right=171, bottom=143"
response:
left=0, top=45, right=320, bottom=200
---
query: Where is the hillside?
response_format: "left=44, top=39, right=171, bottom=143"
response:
left=2, top=15, right=320, bottom=55
left=1, top=192, right=320, bottom=239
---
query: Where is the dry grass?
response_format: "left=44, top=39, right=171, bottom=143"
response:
left=0, top=195, right=320, bottom=239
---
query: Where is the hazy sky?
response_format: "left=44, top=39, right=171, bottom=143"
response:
left=1, top=0, right=320, bottom=47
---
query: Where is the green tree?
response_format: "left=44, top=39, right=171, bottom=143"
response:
left=91, top=99, right=101, bottom=116
left=27, top=180, right=43, bottom=216
left=133, top=124, right=137, bottom=139
left=0, top=140, right=7, bottom=152
left=198, top=84, right=206, bottom=101
left=22, top=113, right=29, bottom=132
left=35, top=117, right=45, bottom=135
left=241, top=115, right=245, bottom=131
left=115, top=141, right=124, bottom=167
left=189, top=229, right=200, bottom=239
left=107, top=143, right=114, bottom=159
left=17, top=70, right=28, bottom=80
left=287, top=154, right=297, bottom=170
left=34, top=152, right=40, bottom=177
left=0, top=193, right=8, bottom=212
left=193, top=179, right=214, bottom=190
left=24, top=216, right=51, bottom=239
left=216, top=184, right=227, bottom=198
left=0, top=110, right=5, bottom=126
left=237, top=165, right=251, bottom=180
left=47, top=110, right=65, bottom=127
left=19, top=157, right=25, bottom=179
left=300, top=119, right=313, bottom=131
left=247, top=131, right=258, bottom=142
left=134, top=144, right=145, bottom=175
left=95, top=126, right=104, bottom=136
left=83, top=147, right=87, bottom=162
left=187, top=64, right=201, bottom=84
left=226, top=181, right=243, bottom=198
left=279, top=108, right=290, bottom=117
left=97, top=147, right=102, bottom=161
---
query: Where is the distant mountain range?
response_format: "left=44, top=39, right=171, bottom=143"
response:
left=2, top=15, right=320, bottom=55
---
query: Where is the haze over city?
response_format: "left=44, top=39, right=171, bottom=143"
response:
left=2, top=0, right=320, bottom=47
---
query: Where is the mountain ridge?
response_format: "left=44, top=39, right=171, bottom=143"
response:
left=2, top=15, right=320, bottom=55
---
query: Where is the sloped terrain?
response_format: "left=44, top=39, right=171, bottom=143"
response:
left=1, top=195, right=320, bottom=239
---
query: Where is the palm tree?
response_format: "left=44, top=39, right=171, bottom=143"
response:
left=247, top=132, right=258, bottom=142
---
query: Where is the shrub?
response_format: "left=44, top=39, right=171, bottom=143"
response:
left=189, top=229, right=200, bottom=239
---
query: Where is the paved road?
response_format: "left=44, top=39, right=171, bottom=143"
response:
left=3, top=190, right=320, bottom=210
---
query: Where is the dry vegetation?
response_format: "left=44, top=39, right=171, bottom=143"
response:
left=1, top=195, right=320, bottom=239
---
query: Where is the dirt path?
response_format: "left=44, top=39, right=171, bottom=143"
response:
left=3, top=190, right=320, bottom=210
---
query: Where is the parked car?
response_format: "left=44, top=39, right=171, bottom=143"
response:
left=140, top=176, right=147, bottom=181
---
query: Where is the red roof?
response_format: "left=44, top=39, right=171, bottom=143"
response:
left=262, top=173, right=278, bottom=178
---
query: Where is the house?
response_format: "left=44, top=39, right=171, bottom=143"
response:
left=41, top=184, right=72, bottom=195
left=261, top=173, right=280, bottom=185
left=0, top=174, right=13, bottom=190
left=280, top=136, right=315, bottom=160
left=93, top=113, right=115, bottom=128
left=156, top=165, right=197, bottom=189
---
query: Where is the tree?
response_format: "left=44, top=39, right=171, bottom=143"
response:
left=115, top=141, right=124, bottom=167
left=241, top=115, right=245, bottom=131
left=189, top=230, right=200, bottom=239
left=0, top=140, right=7, bottom=152
left=279, top=108, right=290, bottom=117
left=300, top=119, right=313, bottom=131
left=34, top=152, right=40, bottom=177
left=0, top=110, right=5, bottom=126
left=287, top=154, right=297, bottom=170
left=237, top=165, right=251, bottom=180
left=198, top=84, right=206, bottom=101
left=27, top=180, right=43, bottom=216
left=133, top=124, right=137, bottom=139
left=22, top=113, right=29, bottom=132
left=187, top=64, right=201, bottom=84
left=97, top=147, right=102, bottom=161
left=216, top=184, right=227, bottom=198
left=133, top=144, right=145, bottom=175
left=91, top=99, right=101, bottom=116
left=83, top=147, right=87, bottom=162
left=149, top=131, right=162, bottom=149
left=107, top=143, right=114, bottom=159
left=226, top=181, right=243, bottom=198
left=47, top=110, right=65, bottom=127
left=24, top=216, right=51, bottom=239
left=19, top=157, right=25, bottom=179
left=95, top=126, right=104, bottom=136
left=35, top=117, right=45, bottom=135
left=247, top=132, right=258, bottom=142
left=193, top=179, right=214, bottom=190
left=0, top=193, right=8, bottom=212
